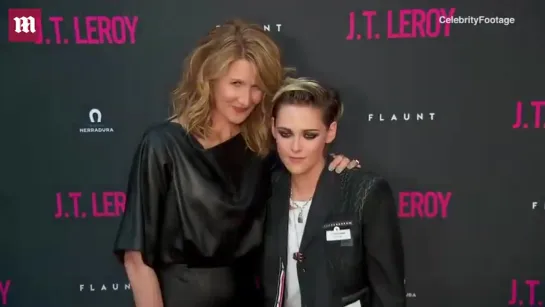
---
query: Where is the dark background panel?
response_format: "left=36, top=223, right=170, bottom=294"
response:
left=1, top=0, right=544, bottom=306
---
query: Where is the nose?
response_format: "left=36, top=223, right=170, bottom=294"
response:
left=290, top=137, right=302, bottom=153
left=237, top=89, right=252, bottom=107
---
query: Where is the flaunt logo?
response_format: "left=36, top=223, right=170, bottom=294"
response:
left=367, top=112, right=436, bottom=122
left=512, top=101, right=545, bottom=129
left=215, top=24, right=282, bottom=32
left=0, top=280, right=11, bottom=305
left=532, top=201, right=544, bottom=210
left=346, top=8, right=455, bottom=40
left=398, top=191, right=452, bottom=219
left=55, top=191, right=126, bottom=219
left=79, top=282, right=131, bottom=292
left=79, top=108, right=114, bottom=133
left=509, top=279, right=542, bottom=306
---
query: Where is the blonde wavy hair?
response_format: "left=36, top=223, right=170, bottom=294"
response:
left=272, top=77, right=344, bottom=125
left=171, top=19, right=288, bottom=157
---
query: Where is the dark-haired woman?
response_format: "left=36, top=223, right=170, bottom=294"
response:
left=261, top=78, right=406, bottom=307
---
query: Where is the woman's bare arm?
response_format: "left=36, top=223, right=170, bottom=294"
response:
left=124, top=251, right=163, bottom=307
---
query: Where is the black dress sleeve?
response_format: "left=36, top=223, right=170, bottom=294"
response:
left=362, top=177, right=407, bottom=307
left=113, top=129, right=170, bottom=267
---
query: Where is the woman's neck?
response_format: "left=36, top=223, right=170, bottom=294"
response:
left=290, top=158, right=326, bottom=201
left=209, top=111, right=240, bottom=142
left=178, top=112, right=239, bottom=148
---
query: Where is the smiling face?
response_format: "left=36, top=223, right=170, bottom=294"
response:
left=211, top=59, right=264, bottom=126
left=272, top=104, right=337, bottom=175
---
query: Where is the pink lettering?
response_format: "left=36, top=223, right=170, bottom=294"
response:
left=398, top=191, right=451, bottom=218
left=73, top=16, right=138, bottom=44
left=73, top=17, right=85, bottom=44
left=124, top=16, right=138, bottom=44
left=512, top=100, right=545, bottom=129
left=68, top=192, right=82, bottom=218
left=346, top=11, right=356, bottom=40
left=509, top=279, right=517, bottom=305
left=512, top=101, right=524, bottom=129
left=56, top=192, right=125, bottom=219
left=111, top=16, right=125, bottom=44
left=49, top=17, right=63, bottom=44
left=361, top=11, right=377, bottom=40
left=526, top=280, right=540, bottom=306
left=387, top=8, right=455, bottom=39
left=92, top=191, right=126, bottom=217
left=530, top=101, right=545, bottom=128
left=55, top=192, right=63, bottom=218
left=97, top=16, right=113, bottom=44
left=86, top=16, right=100, bottom=44
left=509, top=279, right=541, bottom=305
left=55, top=192, right=82, bottom=218
left=345, top=10, right=378, bottom=40
left=393, top=9, right=413, bottom=38
left=0, top=280, right=11, bottom=305
left=425, top=9, right=441, bottom=38
left=114, top=191, right=126, bottom=215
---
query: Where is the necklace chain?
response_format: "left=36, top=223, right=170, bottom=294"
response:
left=289, top=189, right=311, bottom=263
left=290, top=189, right=312, bottom=223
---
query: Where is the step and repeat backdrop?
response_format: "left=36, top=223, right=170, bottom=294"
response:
left=1, top=0, right=544, bottom=306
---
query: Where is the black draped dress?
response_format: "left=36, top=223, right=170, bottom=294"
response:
left=114, top=121, right=273, bottom=307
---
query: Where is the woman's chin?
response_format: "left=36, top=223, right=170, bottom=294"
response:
left=284, top=164, right=309, bottom=176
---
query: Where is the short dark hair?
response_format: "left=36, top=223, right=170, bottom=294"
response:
left=271, top=77, right=343, bottom=126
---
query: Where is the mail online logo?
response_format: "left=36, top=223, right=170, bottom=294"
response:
left=398, top=191, right=452, bottom=219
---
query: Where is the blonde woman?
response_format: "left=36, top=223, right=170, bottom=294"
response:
left=261, top=78, right=405, bottom=307
left=113, top=20, right=359, bottom=307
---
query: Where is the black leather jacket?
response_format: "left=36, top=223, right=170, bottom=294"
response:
left=261, top=167, right=406, bottom=307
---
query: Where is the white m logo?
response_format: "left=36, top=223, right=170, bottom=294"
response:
left=89, top=109, right=102, bottom=123
left=13, top=16, right=36, bottom=34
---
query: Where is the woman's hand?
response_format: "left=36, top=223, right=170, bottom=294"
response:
left=328, top=154, right=361, bottom=173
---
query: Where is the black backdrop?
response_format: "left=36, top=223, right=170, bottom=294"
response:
left=1, top=0, right=545, bottom=306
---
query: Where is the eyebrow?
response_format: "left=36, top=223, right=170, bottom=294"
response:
left=276, top=126, right=320, bottom=132
left=230, top=78, right=257, bottom=86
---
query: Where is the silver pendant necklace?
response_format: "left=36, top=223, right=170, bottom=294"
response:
left=290, top=190, right=312, bottom=223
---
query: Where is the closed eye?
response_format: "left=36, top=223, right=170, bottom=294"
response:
left=278, top=131, right=292, bottom=138
left=304, top=133, right=318, bottom=139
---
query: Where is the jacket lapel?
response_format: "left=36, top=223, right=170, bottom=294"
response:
left=270, top=171, right=290, bottom=265
left=299, top=167, right=339, bottom=252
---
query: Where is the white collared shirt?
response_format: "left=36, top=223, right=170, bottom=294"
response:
left=285, top=200, right=311, bottom=307
left=285, top=200, right=362, bottom=307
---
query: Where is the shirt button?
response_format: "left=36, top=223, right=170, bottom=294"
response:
left=302, top=268, right=306, bottom=272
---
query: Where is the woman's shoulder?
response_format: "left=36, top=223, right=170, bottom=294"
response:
left=141, top=120, right=182, bottom=136
left=339, top=168, right=390, bottom=191
left=137, top=120, right=190, bottom=149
